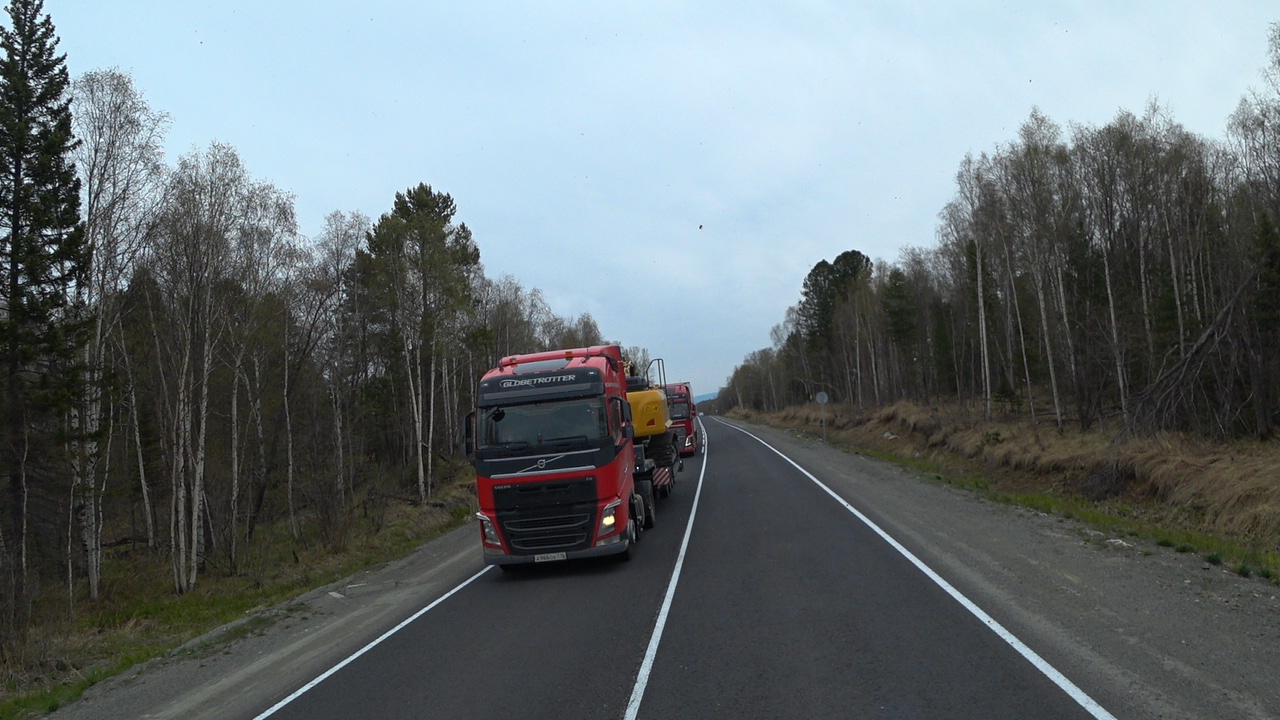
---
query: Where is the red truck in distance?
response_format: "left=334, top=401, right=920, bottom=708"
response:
left=663, top=382, right=699, bottom=457
left=465, top=345, right=646, bottom=569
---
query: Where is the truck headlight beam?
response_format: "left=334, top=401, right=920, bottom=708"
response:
left=597, top=499, right=622, bottom=541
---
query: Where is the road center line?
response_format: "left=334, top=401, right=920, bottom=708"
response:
left=715, top=418, right=1117, bottom=720
left=251, top=564, right=493, bottom=719
left=623, top=416, right=709, bottom=720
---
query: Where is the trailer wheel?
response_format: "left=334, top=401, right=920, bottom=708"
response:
left=637, top=479, right=656, bottom=529
left=650, top=431, right=677, bottom=468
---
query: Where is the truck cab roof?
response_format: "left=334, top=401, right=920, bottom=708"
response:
left=479, top=345, right=626, bottom=407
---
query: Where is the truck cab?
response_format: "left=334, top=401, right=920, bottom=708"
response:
left=664, top=382, right=699, bottom=457
left=468, top=345, right=643, bottom=567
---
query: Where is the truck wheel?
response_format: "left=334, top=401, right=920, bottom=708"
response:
left=618, top=518, right=638, bottom=561
left=631, top=492, right=645, bottom=539
left=637, top=479, right=656, bottom=529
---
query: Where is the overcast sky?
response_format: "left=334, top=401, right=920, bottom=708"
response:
left=55, top=1, right=1278, bottom=398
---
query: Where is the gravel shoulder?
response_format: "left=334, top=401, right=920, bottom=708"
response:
left=719, top=418, right=1280, bottom=720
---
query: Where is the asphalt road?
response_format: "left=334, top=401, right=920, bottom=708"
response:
left=54, top=416, right=1280, bottom=720
left=256, top=417, right=1104, bottom=720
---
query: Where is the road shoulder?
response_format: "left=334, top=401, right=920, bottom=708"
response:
left=47, top=524, right=483, bottom=720
left=714, top=418, right=1280, bottom=720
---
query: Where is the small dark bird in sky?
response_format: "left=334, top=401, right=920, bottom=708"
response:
left=699, top=225, right=703, bottom=229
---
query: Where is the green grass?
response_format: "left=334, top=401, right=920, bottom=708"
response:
left=0, top=650, right=155, bottom=720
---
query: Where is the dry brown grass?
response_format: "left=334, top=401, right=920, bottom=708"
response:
left=730, top=401, right=1280, bottom=548
left=1123, top=436, right=1280, bottom=540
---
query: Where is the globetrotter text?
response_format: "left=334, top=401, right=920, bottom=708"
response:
left=498, top=375, right=579, bottom=388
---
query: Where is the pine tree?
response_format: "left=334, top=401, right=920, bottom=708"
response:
left=0, top=0, right=87, bottom=634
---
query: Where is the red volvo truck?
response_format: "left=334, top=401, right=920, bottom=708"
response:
left=466, top=345, right=647, bottom=569
left=664, top=382, right=699, bottom=457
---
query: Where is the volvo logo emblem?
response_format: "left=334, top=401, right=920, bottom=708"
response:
left=515, top=453, right=568, bottom=475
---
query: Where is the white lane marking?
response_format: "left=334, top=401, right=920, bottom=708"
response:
left=714, top=418, right=1118, bottom=720
left=624, top=416, right=709, bottom=720
left=252, top=565, right=493, bottom=719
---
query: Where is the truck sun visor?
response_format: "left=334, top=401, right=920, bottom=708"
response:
left=477, top=368, right=605, bottom=406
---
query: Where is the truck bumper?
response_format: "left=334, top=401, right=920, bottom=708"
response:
left=482, top=539, right=630, bottom=566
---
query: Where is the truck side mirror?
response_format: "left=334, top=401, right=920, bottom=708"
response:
left=463, top=412, right=476, bottom=458
left=624, top=425, right=634, bottom=441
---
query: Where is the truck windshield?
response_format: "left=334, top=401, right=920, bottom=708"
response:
left=479, top=397, right=608, bottom=451
left=669, top=400, right=690, bottom=420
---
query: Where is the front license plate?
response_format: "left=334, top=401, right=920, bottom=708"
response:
left=534, top=552, right=567, bottom=563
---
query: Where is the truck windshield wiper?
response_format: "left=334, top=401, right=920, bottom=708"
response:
left=545, top=435, right=589, bottom=447
left=490, top=441, right=530, bottom=452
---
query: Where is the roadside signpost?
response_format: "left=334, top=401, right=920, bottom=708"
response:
left=816, top=391, right=828, bottom=442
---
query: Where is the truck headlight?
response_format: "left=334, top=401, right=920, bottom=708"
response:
left=597, top=499, right=622, bottom=538
left=477, top=513, right=501, bottom=547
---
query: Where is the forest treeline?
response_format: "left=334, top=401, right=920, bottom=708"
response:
left=717, top=24, right=1280, bottom=442
left=0, top=0, right=606, bottom=650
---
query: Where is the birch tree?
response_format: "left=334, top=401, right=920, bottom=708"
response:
left=221, top=182, right=295, bottom=556
left=312, top=210, right=368, bottom=533
left=147, top=143, right=294, bottom=592
left=69, top=67, right=167, bottom=597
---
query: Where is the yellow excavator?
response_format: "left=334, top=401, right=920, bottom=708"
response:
left=624, top=358, right=679, bottom=528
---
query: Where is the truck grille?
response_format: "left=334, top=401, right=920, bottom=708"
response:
left=494, top=478, right=598, bottom=554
